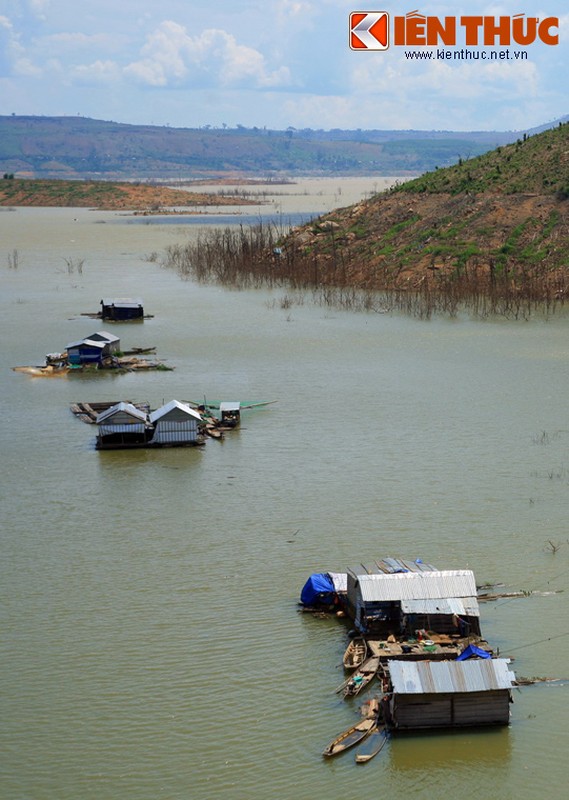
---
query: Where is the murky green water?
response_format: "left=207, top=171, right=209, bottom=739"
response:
left=1, top=180, right=568, bottom=800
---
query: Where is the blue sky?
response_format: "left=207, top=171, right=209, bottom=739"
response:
left=0, top=1, right=566, bottom=131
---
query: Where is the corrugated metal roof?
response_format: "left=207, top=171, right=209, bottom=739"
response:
left=88, top=331, right=120, bottom=343
left=349, top=558, right=438, bottom=576
left=97, top=401, right=149, bottom=424
left=66, top=338, right=106, bottom=350
left=400, top=597, right=480, bottom=617
left=357, top=570, right=477, bottom=602
left=98, top=423, right=147, bottom=435
left=376, top=557, right=438, bottom=574
left=389, top=659, right=516, bottom=694
left=101, top=298, right=143, bottom=306
left=220, top=401, right=240, bottom=412
left=327, top=572, right=347, bottom=593
left=149, top=399, right=202, bottom=423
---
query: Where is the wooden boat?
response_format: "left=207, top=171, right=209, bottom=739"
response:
left=322, top=717, right=377, bottom=757
left=13, top=364, right=69, bottom=377
left=343, top=655, right=380, bottom=698
left=343, top=637, right=367, bottom=670
left=355, top=725, right=388, bottom=763
left=123, top=346, right=157, bottom=355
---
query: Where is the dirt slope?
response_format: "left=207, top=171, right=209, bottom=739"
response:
left=0, top=179, right=249, bottom=210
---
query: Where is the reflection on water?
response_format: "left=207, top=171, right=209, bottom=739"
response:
left=1, top=179, right=569, bottom=800
left=126, top=211, right=317, bottom=227
left=389, top=726, right=512, bottom=771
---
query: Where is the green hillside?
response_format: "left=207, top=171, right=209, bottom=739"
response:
left=396, top=122, right=569, bottom=196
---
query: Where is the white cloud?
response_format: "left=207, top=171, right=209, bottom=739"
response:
left=124, top=21, right=191, bottom=86
left=47, top=31, right=123, bottom=48
left=275, top=1, right=316, bottom=27
left=0, top=14, right=14, bottom=36
left=72, top=59, right=121, bottom=85
left=280, top=94, right=355, bottom=129
left=29, top=0, right=49, bottom=17
left=558, top=12, right=569, bottom=35
left=0, top=14, right=45, bottom=79
left=124, top=21, right=292, bottom=89
left=0, top=16, right=15, bottom=43
left=0, top=1, right=566, bottom=130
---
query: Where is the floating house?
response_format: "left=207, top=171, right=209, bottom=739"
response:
left=100, top=298, right=144, bottom=321
left=65, top=332, right=120, bottom=366
left=149, top=400, right=203, bottom=446
left=383, top=658, right=516, bottom=730
left=86, top=331, right=121, bottom=355
left=66, top=338, right=106, bottom=366
left=345, top=569, right=480, bottom=637
left=94, top=399, right=204, bottom=449
left=96, top=402, right=151, bottom=449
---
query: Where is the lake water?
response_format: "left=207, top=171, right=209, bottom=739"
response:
left=1, top=178, right=568, bottom=800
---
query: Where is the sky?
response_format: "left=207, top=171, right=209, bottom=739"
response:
left=0, top=1, right=567, bottom=132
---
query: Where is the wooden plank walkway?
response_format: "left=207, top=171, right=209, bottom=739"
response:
left=70, top=401, right=150, bottom=423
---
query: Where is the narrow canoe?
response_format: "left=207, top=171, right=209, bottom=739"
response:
left=323, top=717, right=377, bottom=757
left=343, top=655, right=380, bottom=698
left=355, top=726, right=388, bottom=763
left=343, top=637, right=368, bottom=670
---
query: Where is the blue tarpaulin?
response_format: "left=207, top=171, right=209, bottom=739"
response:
left=300, top=573, right=336, bottom=606
left=457, top=644, right=492, bottom=660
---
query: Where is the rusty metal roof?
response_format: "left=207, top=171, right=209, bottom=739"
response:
left=349, top=558, right=438, bottom=576
left=389, top=658, right=516, bottom=694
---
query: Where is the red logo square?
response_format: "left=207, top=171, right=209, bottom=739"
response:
left=350, top=11, right=389, bottom=50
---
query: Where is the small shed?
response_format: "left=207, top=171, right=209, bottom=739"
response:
left=220, top=401, right=241, bottom=426
left=96, top=402, right=150, bottom=448
left=346, top=570, right=479, bottom=636
left=149, top=399, right=203, bottom=445
left=100, top=298, right=144, bottom=321
left=384, top=658, right=516, bottom=730
left=66, top=338, right=106, bottom=366
left=400, top=596, right=481, bottom=637
left=86, top=331, right=121, bottom=355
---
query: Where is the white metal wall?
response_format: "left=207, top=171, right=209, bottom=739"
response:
left=150, top=420, right=198, bottom=444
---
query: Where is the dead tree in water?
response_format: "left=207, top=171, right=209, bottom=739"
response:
left=161, top=222, right=567, bottom=319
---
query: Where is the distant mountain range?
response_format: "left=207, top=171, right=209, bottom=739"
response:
left=1, top=114, right=567, bottom=181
